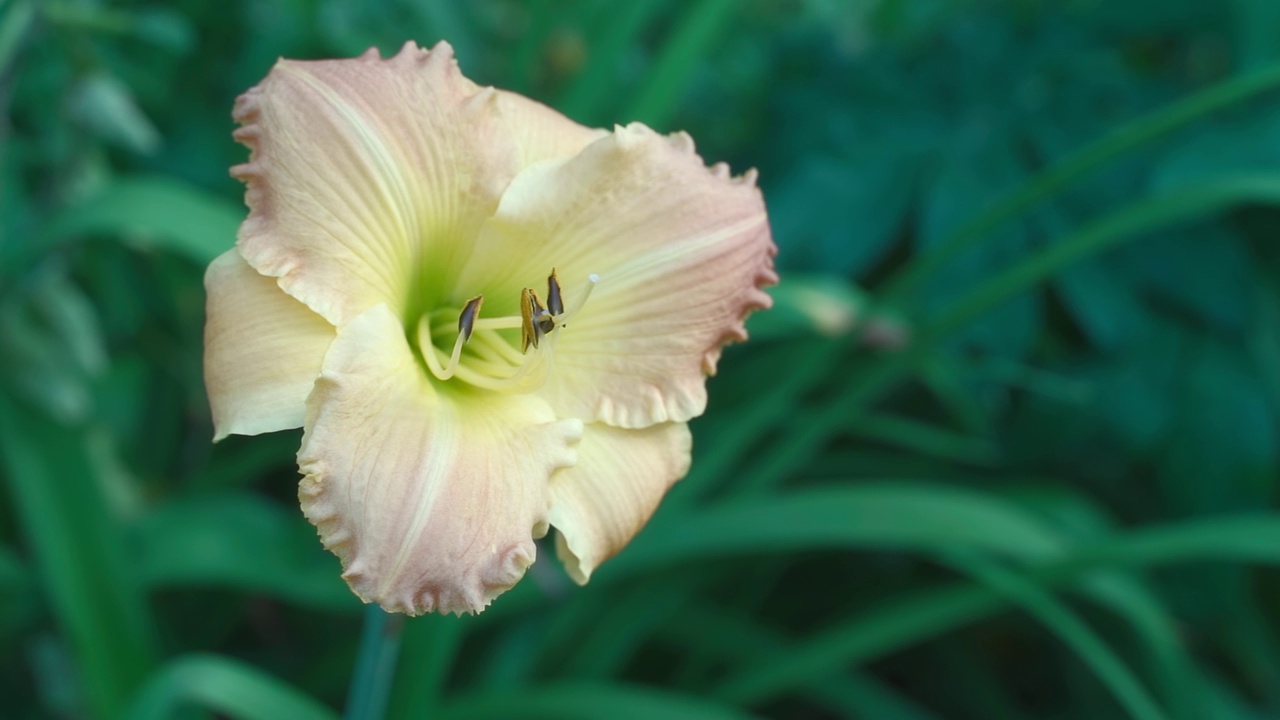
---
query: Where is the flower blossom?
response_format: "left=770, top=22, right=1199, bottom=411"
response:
left=203, top=41, right=776, bottom=615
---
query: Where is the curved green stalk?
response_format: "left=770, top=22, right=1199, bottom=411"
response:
left=345, top=605, right=406, bottom=720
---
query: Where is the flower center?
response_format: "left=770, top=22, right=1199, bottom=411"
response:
left=414, top=269, right=598, bottom=393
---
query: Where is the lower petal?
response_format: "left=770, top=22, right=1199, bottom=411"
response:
left=298, top=304, right=582, bottom=615
left=549, top=422, right=692, bottom=584
left=204, top=249, right=334, bottom=441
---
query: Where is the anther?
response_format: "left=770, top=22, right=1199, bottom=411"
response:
left=422, top=271, right=600, bottom=391
left=520, top=288, right=540, bottom=353
left=457, top=295, right=483, bottom=343
left=546, top=268, right=564, bottom=317
left=520, top=288, right=555, bottom=353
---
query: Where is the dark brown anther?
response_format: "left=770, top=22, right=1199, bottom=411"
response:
left=457, top=295, right=483, bottom=343
left=546, top=268, right=564, bottom=317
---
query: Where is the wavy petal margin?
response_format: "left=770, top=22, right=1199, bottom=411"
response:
left=231, top=41, right=518, bottom=327
left=458, top=123, right=777, bottom=428
left=549, top=422, right=692, bottom=583
left=298, top=304, right=582, bottom=615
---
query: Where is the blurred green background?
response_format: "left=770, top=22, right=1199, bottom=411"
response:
left=6, top=0, right=1280, bottom=718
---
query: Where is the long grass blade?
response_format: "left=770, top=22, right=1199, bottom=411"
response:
left=946, top=552, right=1170, bottom=720
left=879, top=62, right=1280, bottom=304
left=558, top=0, right=676, bottom=123
left=929, top=175, right=1280, bottom=340
left=737, top=175, right=1280, bottom=497
left=709, top=510, right=1280, bottom=705
left=625, top=0, right=737, bottom=128
left=438, top=683, right=756, bottom=720
left=0, top=397, right=157, bottom=719
left=128, top=654, right=338, bottom=720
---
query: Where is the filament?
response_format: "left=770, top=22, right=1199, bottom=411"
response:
left=417, top=272, right=597, bottom=393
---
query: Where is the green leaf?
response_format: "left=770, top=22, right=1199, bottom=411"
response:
left=386, top=615, right=465, bottom=720
left=134, top=492, right=354, bottom=611
left=663, top=606, right=942, bottom=719
left=614, top=483, right=1067, bottom=578
left=918, top=126, right=1040, bottom=358
left=1054, top=258, right=1149, bottom=351
left=947, top=552, right=1170, bottom=720
left=625, top=0, right=738, bottom=128
left=0, top=543, right=36, bottom=640
left=0, top=272, right=102, bottom=423
left=127, top=654, right=338, bottom=720
left=0, top=394, right=157, bottom=719
left=43, top=176, right=241, bottom=265
left=0, top=0, right=34, bottom=76
left=557, top=1, right=677, bottom=124
left=1122, top=226, right=1254, bottom=336
left=926, top=174, right=1280, bottom=341
left=66, top=74, right=161, bottom=155
left=768, top=154, right=915, bottom=277
left=439, top=683, right=757, bottom=720
left=710, top=511, right=1280, bottom=706
left=881, top=60, right=1280, bottom=304
left=1153, top=108, right=1280, bottom=190
left=1157, top=341, right=1278, bottom=514
left=844, top=413, right=1000, bottom=467
left=670, top=337, right=848, bottom=507
left=1233, top=0, right=1280, bottom=68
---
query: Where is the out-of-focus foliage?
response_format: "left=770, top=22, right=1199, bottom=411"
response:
left=6, top=0, right=1280, bottom=718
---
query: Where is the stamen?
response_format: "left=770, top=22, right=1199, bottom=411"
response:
left=457, top=295, right=483, bottom=343
left=520, top=287, right=553, bottom=353
left=546, top=268, right=564, bottom=316
left=473, top=328, right=524, bottom=365
left=435, top=339, right=551, bottom=393
left=418, top=315, right=463, bottom=381
left=471, top=316, right=523, bottom=330
left=418, top=272, right=599, bottom=391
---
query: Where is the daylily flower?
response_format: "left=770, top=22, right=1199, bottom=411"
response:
left=203, top=41, right=776, bottom=615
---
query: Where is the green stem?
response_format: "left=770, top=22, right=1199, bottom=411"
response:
left=345, top=605, right=406, bottom=720
left=878, top=61, right=1280, bottom=306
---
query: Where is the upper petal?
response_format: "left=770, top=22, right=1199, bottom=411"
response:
left=232, top=41, right=518, bottom=327
left=492, top=89, right=608, bottom=168
left=458, top=123, right=777, bottom=428
left=204, top=249, right=335, bottom=441
left=298, top=303, right=582, bottom=615
left=549, top=422, right=692, bottom=584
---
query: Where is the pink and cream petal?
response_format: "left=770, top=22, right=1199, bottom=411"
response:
left=297, top=303, right=582, bottom=615
left=549, top=422, right=692, bottom=584
left=232, top=41, right=518, bottom=327
left=204, top=249, right=334, bottom=441
left=493, top=89, right=608, bottom=169
left=458, top=123, right=777, bottom=429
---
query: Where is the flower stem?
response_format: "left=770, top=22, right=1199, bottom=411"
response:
left=344, top=605, right=406, bottom=720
